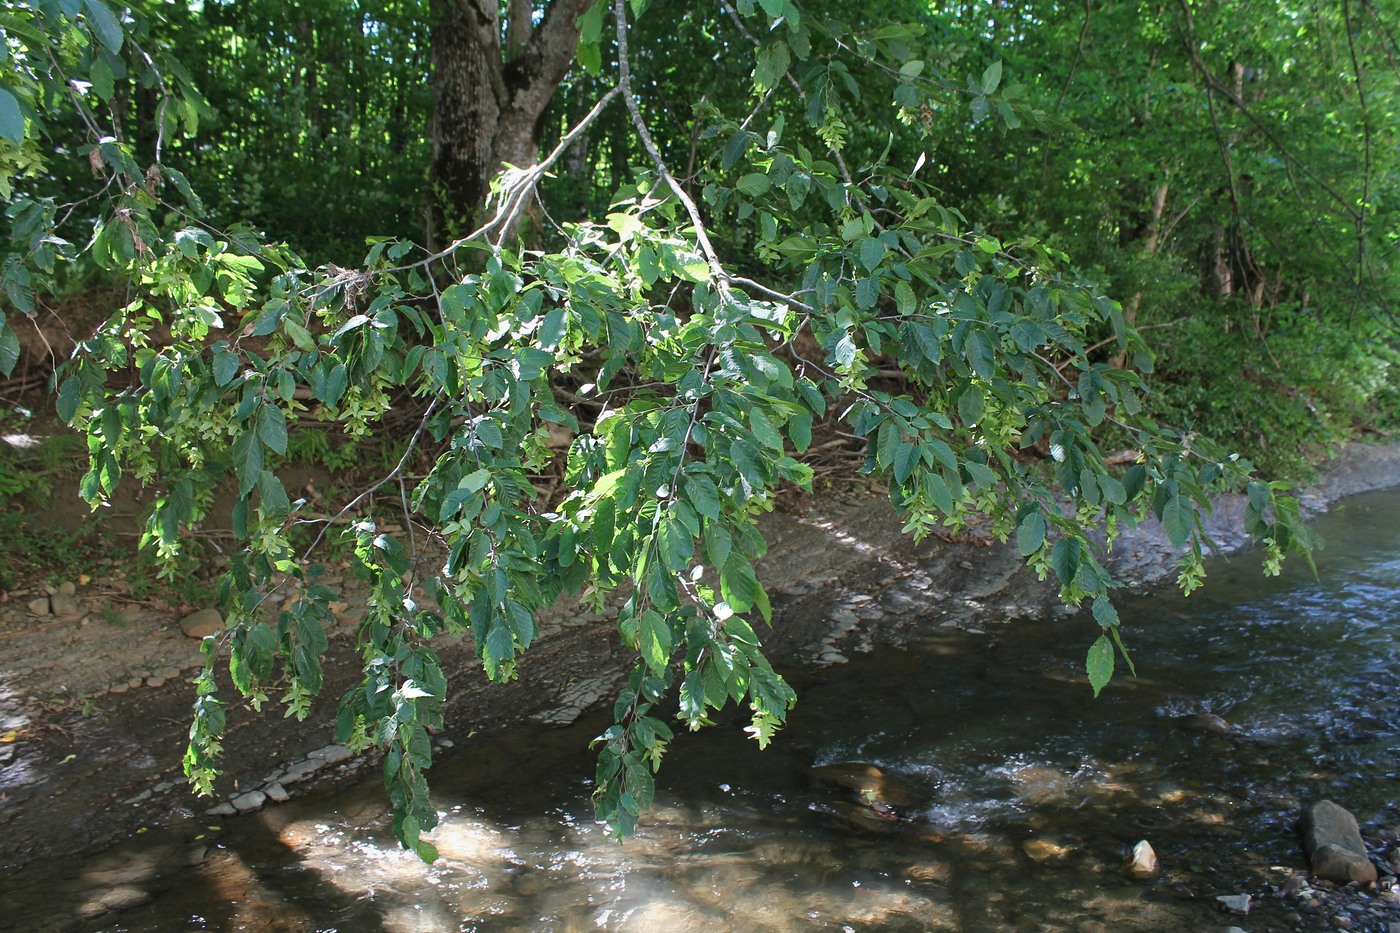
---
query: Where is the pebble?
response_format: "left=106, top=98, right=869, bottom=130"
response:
left=50, top=591, right=80, bottom=618
left=27, top=597, right=50, bottom=616
left=127, top=677, right=143, bottom=690
left=264, top=782, right=289, bottom=803
left=145, top=676, right=165, bottom=689
left=57, top=581, right=76, bottom=596
left=207, top=803, right=236, bottom=816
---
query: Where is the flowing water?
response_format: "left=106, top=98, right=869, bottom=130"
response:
left=33, top=489, right=1400, bottom=930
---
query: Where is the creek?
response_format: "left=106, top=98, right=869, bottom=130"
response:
left=34, top=488, right=1400, bottom=931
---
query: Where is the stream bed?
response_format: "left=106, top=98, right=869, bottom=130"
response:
left=26, top=488, right=1400, bottom=931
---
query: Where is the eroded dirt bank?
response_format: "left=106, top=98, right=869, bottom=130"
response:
left=1, top=442, right=1396, bottom=917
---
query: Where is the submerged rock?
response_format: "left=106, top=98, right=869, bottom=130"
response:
left=1176, top=712, right=1231, bottom=735
left=1300, top=800, right=1378, bottom=884
left=809, top=762, right=922, bottom=808
left=819, top=800, right=903, bottom=834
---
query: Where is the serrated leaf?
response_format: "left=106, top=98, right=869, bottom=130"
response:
left=640, top=610, right=672, bottom=674
left=1086, top=634, right=1113, bottom=696
left=233, top=431, right=263, bottom=498
left=1161, top=495, right=1194, bottom=549
left=686, top=474, right=721, bottom=520
left=0, top=88, right=25, bottom=145
left=83, top=0, right=124, bottom=52
left=1017, top=512, right=1046, bottom=556
left=257, top=403, right=288, bottom=455
left=721, top=553, right=758, bottom=612
left=858, top=237, right=885, bottom=273
left=212, top=350, right=239, bottom=387
left=957, top=385, right=984, bottom=425
left=0, top=322, right=18, bottom=377
left=1091, top=594, right=1119, bottom=628
left=736, top=173, right=771, bottom=198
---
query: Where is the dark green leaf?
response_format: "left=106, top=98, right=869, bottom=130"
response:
left=1161, top=495, right=1194, bottom=549
left=233, top=431, right=263, bottom=498
left=1017, top=512, right=1046, bottom=556
left=83, top=0, right=124, bottom=52
left=0, top=88, right=24, bottom=145
left=257, top=403, right=288, bottom=455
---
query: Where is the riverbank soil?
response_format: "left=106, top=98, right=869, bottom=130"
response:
left=0, top=440, right=1397, bottom=930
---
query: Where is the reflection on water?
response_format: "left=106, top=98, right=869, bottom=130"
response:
left=56, top=490, right=1400, bottom=930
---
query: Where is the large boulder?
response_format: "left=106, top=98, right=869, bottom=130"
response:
left=1299, top=800, right=1378, bottom=884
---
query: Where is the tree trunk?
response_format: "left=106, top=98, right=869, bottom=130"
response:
left=428, top=0, right=594, bottom=247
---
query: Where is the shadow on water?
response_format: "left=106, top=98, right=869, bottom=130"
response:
left=15, top=487, right=1400, bottom=931
left=4, top=792, right=397, bottom=933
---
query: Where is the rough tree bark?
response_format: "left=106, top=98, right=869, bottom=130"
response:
left=429, top=0, right=595, bottom=246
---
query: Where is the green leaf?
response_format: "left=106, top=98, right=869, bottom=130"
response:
left=233, top=431, right=263, bottom=498
left=981, top=60, right=1003, bottom=95
left=686, top=474, right=721, bottom=520
left=0, top=88, right=25, bottom=145
left=1091, top=594, right=1119, bottom=628
left=1050, top=537, right=1079, bottom=586
left=1161, top=495, right=1194, bottom=549
left=736, top=173, right=771, bottom=198
left=1016, top=512, right=1046, bottom=556
left=957, top=385, right=984, bottom=425
left=721, top=552, right=758, bottom=613
left=257, top=470, right=290, bottom=515
left=0, top=321, right=18, bottom=377
left=212, top=351, right=240, bottom=387
left=640, top=610, right=672, bottom=674
left=858, top=237, right=885, bottom=272
left=257, top=403, right=288, bottom=455
left=83, top=0, right=125, bottom=52
left=1086, top=634, right=1114, bottom=697
left=56, top=375, right=81, bottom=424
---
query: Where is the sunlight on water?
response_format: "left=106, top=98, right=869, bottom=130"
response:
left=24, top=488, right=1400, bottom=931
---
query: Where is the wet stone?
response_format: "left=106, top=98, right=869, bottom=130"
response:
left=281, top=759, right=326, bottom=782
left=308, top=744, right=352, bottom=763
left=1177, top=712, right=1232, bottom=735
left=264, top=782, right=290, bottom=803
left=77, top=885, right=151, bottom=918
left=1122, top=840, right=1159, bottom=879
left=1301, top=800, right=1379, bottom=884
left=231, top=790, right=267, bottom=813
left=1215, top=894, right=1251, bottom=914
left=207, top=802, right=236, bottom=816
